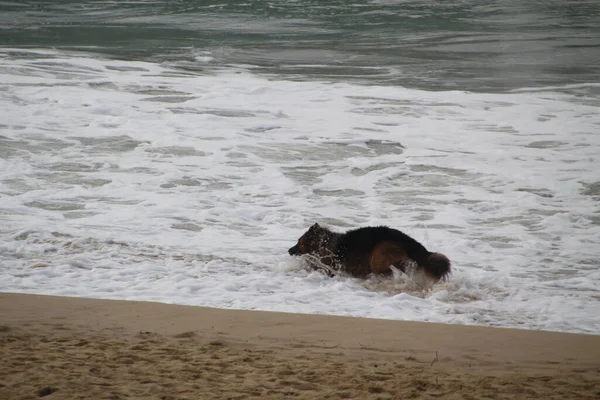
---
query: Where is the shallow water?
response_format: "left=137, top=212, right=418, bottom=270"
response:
left=1, top=1, right=599, bottom=334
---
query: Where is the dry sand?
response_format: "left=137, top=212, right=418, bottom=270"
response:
left=0, top=292, right=599, bottom=400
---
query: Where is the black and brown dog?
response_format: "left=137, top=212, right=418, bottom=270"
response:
left=288, top=223, right=451, bottom=282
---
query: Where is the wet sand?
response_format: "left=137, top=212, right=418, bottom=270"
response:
left=1, top=292, right=599, bottom=399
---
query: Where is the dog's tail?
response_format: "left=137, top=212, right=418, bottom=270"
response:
left=423, top=253, right=451, bottom=282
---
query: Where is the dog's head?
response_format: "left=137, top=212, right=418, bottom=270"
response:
left=288, top=223, right=327, bottom=256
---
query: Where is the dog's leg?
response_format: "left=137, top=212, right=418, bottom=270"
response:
left=369, top=241, right=409, bottom=275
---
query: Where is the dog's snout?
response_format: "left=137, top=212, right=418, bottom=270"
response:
left=288, top=244, right=300, bottom=255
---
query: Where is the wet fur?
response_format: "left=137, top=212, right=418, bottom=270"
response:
left=288, top=224, right=451, bottom=282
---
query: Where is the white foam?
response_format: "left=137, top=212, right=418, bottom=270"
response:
left=1, top=48, right=599, bottom=334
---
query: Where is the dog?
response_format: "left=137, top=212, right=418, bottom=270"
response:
left=288, top=223, right=450, bottom=282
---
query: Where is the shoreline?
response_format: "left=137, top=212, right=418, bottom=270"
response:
left=1, top=292, right=599, bottom=399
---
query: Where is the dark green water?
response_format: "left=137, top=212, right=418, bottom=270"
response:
left=1, top=0, right=600, bottom=91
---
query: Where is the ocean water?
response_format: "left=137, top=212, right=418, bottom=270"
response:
left=1, top=1, right=599, bottom=334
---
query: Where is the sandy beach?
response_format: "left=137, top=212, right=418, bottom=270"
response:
left=1, top=293, right=598, bottom=399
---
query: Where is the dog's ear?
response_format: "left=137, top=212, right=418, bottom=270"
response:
left=310, top=223, right=321, bottom=231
